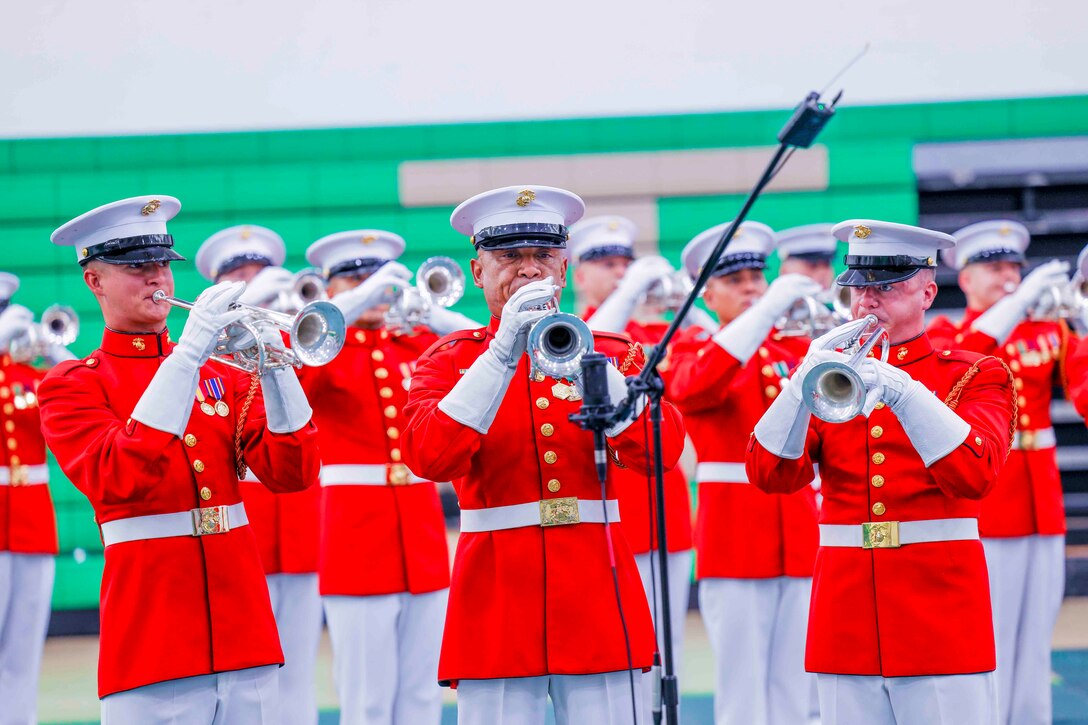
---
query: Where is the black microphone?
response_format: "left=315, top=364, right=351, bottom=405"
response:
left=576, top=352, right=612, bottom=483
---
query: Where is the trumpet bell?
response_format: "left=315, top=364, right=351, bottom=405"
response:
left=9, top=304, right=80, bottom=363
left=528, top=312, right=594, bottom=380
left=643, top=271, right=694, bottom=312
left=290, top=301, right=345, bottom=367
left=800, top=360, right=868, bottom=424
left=418, top=256, right=465, bottom=308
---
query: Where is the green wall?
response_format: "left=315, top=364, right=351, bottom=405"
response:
left=3, top=94, right=1087, bottom=610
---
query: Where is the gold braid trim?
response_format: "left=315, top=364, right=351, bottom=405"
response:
left=943, top=355, right=1017, bottom=453
left=234, top=371, right=261, bottom=479
left=619, top=342, right=642, bottom=374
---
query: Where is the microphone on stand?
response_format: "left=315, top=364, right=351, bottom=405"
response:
left=575, top=352, right=612, bottom=483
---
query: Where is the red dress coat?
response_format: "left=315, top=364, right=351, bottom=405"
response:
left=746, top=334, right=1015, bottom=677
left=240, top=477, right=320, bottom=575
left=38, top=328, right=320, bottom=697
left=1069, top=335, right=1088, bottom=419
left=301, top=326, right=450, bottom=597
left=662, top=326, right=818, bottom=579
left=582, top=309, right=693, bottom=554
left=403, top=320, right=685, bottom=683
left=0, top=355, right=57, bottom=554
left=929, top=310, right=1071, bottom=536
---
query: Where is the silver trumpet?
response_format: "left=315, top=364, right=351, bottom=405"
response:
left=9, top=305, right=80, bottom=363
left=384, top=256, right=466, bottom=333
left=800, top=314, right=889, bottom=423
left=271, top=268, right=328, bottom=314
left=776, top=286, right=850, bottom=338
left=1024, top=278, right=1088, bottom=321
left=527, top=305, right=595, bottom=380
left=643, top=270, right=695, bottom=312
left=153, top=290, right=345, bottom=373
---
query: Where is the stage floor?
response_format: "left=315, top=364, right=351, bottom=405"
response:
left=38, top=597, right=1088, bottom=724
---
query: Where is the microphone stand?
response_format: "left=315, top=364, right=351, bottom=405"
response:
left=571, top=89, right=840, bottom=725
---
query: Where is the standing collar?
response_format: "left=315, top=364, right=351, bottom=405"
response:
left=884, top=331, right=933, bottom=367
left=101, top=328, right=171, bottom=358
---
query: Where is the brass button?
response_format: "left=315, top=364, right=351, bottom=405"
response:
left=543, top=450, right=558, bottom=464
left=354, top=331, right=366, bottom=342
left=872, top=452, right=885, bottom=465
left=372, top=350, right=384, bottom=362
left=193, top=459, right=205, bottom=473
left=200, top=487, right=212, bottom=501
left=184, top=434, right=197, bottom=447
left=942, top=350, right=951, bottom=357
left=390, top=448, right=402, bottom=462
left=5, top=439, right=15, bottom=451
left=1017, top=395, right=1027, bottom=407
left=872, top=502, right=886, bottom=516
left=761, top=365, right=774, bottom=377
left=85, top=358, right=98, bottom=367
left=472, top=331, right=483, bottom=338
left=1010, top=360, right=1021, bottom=372
left=380, top=387, right=394, bottom=399
left=870, top=426, right=883, bottom=439
left=547, top=479, right=561, bottom=493
left=2, top=404, right=11, bottom=415
left=9, top=455, right=18, bottom=466
left=3, top=421, right=12, bottom=433
left=536, top=397, right=550, bottom=410
left=758, top=347, right=769, bottom=359
left=384, top=405, right=397, bottom=419
left=533, top=372, right=546, bottom=383
left=955, top=333, right=964, bottom=343
left=871, top=475, right=885, bottom=488
left=765, top=386, right=778, bottom=398
left=1014, top=378, right=1024, bottom=391
left=1006, top=343, right=1017, bottom=356
left=375, top=368, right=390, bottom=379
left=874, top=402, right=885, bottom=410
left=974, top=436, right=983, bottom=446
left=0, top=387, right=9, bottom=399
left=540, top=423, right=555, bottom=437
left=387, top=427, right=400, bottom=440
left=1019, top=414, right=1030, bottom=427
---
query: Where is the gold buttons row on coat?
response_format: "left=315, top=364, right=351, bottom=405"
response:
left=372, top=350, right=384, bottom=362
left=200, top=487, right=212, bottom=501
left=380, top=387, right=394, bottom=399
left=387, top=427, right=400, bottom=440
left=390, top=448, right=402, bottom=462
left=548, top=479, right=561, bottom=493
left=536, top=397, right=550, bottom=410
left=872, top=502, right=886, bottom=516
left=375, top=368, right=389, bottom=379
left=872, top=452, right=885, bottom=465
left=184, top=434, right=197, bottom=447
left=871, top=475, right=885, bottom=488
left=870, top=426, right=883, bottom=439
left=384, top=405, right=397, bottom=419
left=541, top=423, right=554, bottom=436
left=544, top=451, right=558, bottom=464
left=3, top=421, right=12, bottom=433
left=193, top=459, right=205, bottom=473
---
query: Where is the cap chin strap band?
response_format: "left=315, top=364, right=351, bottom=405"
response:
left=472, top=223, right=568, bottom=250
left=80, top=234, right=175, bottom=262
left=843, top=254, right=935, bottom=268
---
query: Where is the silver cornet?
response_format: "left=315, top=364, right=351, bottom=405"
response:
left=528, top=309, right=595, bottom=380
left=800, top=314, right=889, bottom=423
left=384, top=256, right=466, bottom=333
left=9, top=305, right=80, bottom=363
left=1025, top=278, right=1088, bottom=321
left=153, top=290, right=345, bottom=374
left=775, top=284, right=850, bottom=339
left=643, top=270, right=695, bottom=312
left=270, top=268, right=328, bottom=314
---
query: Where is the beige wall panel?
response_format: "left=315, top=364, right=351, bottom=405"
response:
left=397, top=160, right=485, bottom=207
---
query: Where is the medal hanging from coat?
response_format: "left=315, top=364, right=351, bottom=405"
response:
left=195, top=387, right=216, bottom=416
left=199, top=377, right=230, bottom=417
left=550, top=380, right=582, bottom=402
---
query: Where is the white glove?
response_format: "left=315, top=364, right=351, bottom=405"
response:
left=0, top=304, right=33, bottom=350
left=131, top=282, right=247, bottom=437
left=331, top=262, right=413, bottom=322
left=857, top=357, right=970, bottom=466
left=260, top=365, right=313, bottom=433
left=712, top=274, right=824, bottom=364
left=676, top=305, right=718, bottom=334
left=44, top=344, right=77, bottom=366
left=587, top=256, right=675, bottom=333
left=238, top=266, right=294, bottom=307
left=973, top=260, right=1070, bottom=344
left=438, top=279, right=556, bottom=433
left=426, top=307, right=482, bottom=336
left=752, top=348, right=845, bottom=459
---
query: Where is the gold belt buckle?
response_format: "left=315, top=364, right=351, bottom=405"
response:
left=1019, top=430, right=1036, bottom=451
left=388, top=463, right=411, bottom=486
left=539, top=497, right=581, bottom=527
left=9, top=465, right=27, bottom=487
left=862, top=521, right=900, bottom=549
left=192, top=506, right=230, bottom=536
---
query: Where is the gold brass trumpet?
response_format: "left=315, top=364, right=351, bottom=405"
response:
left=153, top=290, right=345, bottom=373
left=9, top=305, right=79, bottom=363
left=800, top=314, right=889, bottom=423
left=384, top=256, right=466, bottom=333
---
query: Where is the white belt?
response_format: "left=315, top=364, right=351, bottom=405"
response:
left=320, top=463, right=425, bottom=486
left=695, top=462, right=749, bottom=484
left=460, top=498, right=621, bottom=533
left=1011, top=426, right=1056, bottom=451
left=242, top=470, right=260, bottom=483
left=0, top=464, right=49, bottom=485
left=100, top=503, right=249, bottom=547
left=819, top=517, right=978, bottom=549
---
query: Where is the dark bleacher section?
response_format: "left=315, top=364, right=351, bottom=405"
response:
left=916, top=136, right=1088, bottom=552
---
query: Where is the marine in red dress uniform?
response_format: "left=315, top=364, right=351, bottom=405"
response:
left=302, top=229, right=477, bottom=725
left=927, top=220, right=1078, bottom=725
left=195, top=224, right=323, bottom=725
left=663, top=220, right=822, bottom=725
left=747, top=219, right=1016, bottom=725
left=567, top=214, right=694, bottom=715
left=0, top=272, right=74, bottom=725
left=1067, top=247, right=1088, bottom=418
left=39, top=196, right=319, bottom=725
left=404, top=185, right=684, bottom=725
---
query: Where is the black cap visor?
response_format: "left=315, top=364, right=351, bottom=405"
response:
left=711, top=253, right=767, bottom=278
left=93, top=246, right=186, bottom=266
left=964, top=248, right=1026, bottom=266
left=473, top=223, right=567, bottom=251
